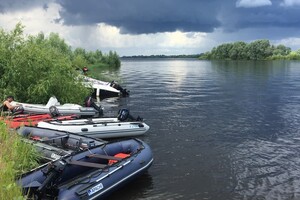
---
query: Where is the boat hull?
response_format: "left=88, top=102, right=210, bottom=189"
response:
left=19, top=138, right=153, bottom=200
left=37, top=119, right=150, bottom=139
left=2, top=114, right=77, bottom=129
left=21, top=104, right=99, bottom=117
left=17, top=126, right=105, bottom=154
left=13, top=97, right=102, bottom=117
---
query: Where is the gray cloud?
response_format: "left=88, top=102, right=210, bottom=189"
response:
left=1, top=0, right=300, bottom=37
left=0, top=0, right=50, bottom=13
left=53, top=0, right=300, bottom=36
left=1, top=0, right=300, bottom=53
left=56, top=0, right=222, bottom=34
left=218, top=0, right=300, bottom=35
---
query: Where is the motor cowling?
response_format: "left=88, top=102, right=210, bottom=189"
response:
left=49, top=106, right=60, bottom=117
left=117, top=109, right=130, bottom=121
left=117, top=109, right=144, bottom=122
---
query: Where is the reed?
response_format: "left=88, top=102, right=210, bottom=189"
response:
left=0, top=121, right=39, bottom=199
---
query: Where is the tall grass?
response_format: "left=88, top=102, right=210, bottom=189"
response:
left=0, top=121, right=39, bottom=199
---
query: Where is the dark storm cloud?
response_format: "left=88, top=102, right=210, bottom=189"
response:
left=220, top=0, right=300, bottom=33
left=56, top=0, right=222, bottom=34
left=55, top=0, right=300, bottom=35
left=1, top=0, right=300, bottom=37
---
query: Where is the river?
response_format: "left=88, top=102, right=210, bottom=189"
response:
left=103, top=59, right=300, bottom=200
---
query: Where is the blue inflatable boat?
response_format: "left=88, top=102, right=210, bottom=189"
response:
left=18, top=135, right=153, bottom=199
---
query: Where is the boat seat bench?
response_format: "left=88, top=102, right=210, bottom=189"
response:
left=66, top=153, right=127, bottom=169
left=32, top=134, right=69, bottom=142
left=86, top=154, right=122, bottom=161
left=67, top=160, right=107, bottom=169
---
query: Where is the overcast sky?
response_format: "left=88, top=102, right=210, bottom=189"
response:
left=1, top=0, right=300, bottom=56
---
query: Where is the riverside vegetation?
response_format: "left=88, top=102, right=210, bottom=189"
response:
left=0, top=23, right=121, bottom=104
left=0, top=23, right=121, bottom=198
left=0, top=121, right=40, bottom=199
left=199, top=39, right=300, bottom=60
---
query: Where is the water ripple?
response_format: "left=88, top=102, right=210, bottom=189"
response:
left=105, top=59, right=300, bottom=200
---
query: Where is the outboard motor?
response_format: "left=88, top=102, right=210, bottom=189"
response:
left=117, top=109, right=130, bottom=121
left=121, top=88, right=130, bottom=97
left=84, top=96, right=104, bottom=116
left=117, top=108, right=143, bottom=122
left=36, top=159, right=67, bottom=199
left=49, top=106, right=60, bottom=117
left=78, top=138, right=97, bottom=150
left=110, top=81, right=130, bottom=97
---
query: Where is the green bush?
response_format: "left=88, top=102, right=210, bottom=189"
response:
left=0, top=23, right=90, bottom=104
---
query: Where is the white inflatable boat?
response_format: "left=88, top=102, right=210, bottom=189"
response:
left=12, top=97, right=103, bottom=117
left=37, top=118, right=149, bottom=139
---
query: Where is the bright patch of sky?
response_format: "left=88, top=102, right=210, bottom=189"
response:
left=236, top=0, right=272, bottom=8
left=280, top=0, right=300, bottom=6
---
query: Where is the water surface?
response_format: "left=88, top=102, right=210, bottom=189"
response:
left=105, top=59, right=300, bottom=200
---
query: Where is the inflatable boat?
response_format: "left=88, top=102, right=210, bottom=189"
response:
left=12, top=96, right=103, bottom=117
left=37, top=108, right=149, bottom=139
left=17, top=126, right=106, bottom=161
left=37, top=119, right=149, bottom=139
left=2, top=113, right=78, bottom=129
left=82, top=76, right=129, bottom=98
left=19, top=138, right=153, bottom=200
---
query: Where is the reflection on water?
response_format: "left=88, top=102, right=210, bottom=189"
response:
left=102, top=59, right=300, bottom=199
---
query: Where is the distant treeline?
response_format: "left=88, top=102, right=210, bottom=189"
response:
left=199, top=39, right=300, bottom=60
left=122, top=54, right=201, bottom=59
left=0, top=23, right=120, bottom=104
left=73, top=48, right=120, bottom=69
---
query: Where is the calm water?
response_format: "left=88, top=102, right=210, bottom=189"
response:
left=104, top=59, right=300, bottom=200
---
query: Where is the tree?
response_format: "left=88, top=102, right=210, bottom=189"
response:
left=47, top=33, right=72, bottom=56
left=245, top=40, right=272, bottom=60
left=0, top=24, right=90, bottom=104
left=198, top=39, right=297, bottom=61
left=199, top=52, right=212, bottom=60
left=107, top=51, right=121, bottom=68
left=212, top=43, right=233, bottom=59
left=229, top=41, right=247, bottom=60
left=0, top=23, right=25, bottom=94
left=73, top=54, right=88, bottom=69
left=273, top=44, right=291, bottom=56
left=1, top=23, right=121, bottom=103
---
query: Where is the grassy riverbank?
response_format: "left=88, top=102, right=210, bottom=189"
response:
left=0, top=122, right=39, bottom=199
